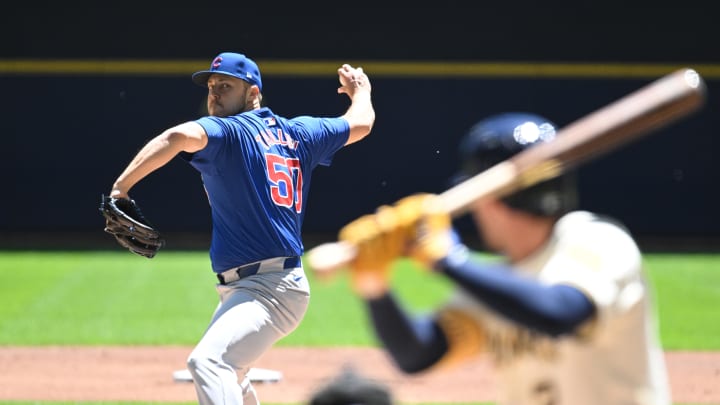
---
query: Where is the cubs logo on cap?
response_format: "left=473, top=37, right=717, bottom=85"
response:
left=192, top=52, right=263, bottom=91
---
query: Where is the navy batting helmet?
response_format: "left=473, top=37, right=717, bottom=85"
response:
left=456, top=112, right=578, bottom=217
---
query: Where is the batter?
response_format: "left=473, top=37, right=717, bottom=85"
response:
left=339, top=113, right=671, bottom=405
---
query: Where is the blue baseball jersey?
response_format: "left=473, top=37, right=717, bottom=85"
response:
left=182, top=107, right=349, bottom=272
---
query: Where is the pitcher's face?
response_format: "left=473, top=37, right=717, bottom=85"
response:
left=205, top=74, right=250, bottom=117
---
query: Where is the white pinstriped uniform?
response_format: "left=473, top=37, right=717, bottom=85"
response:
left=445, top=211, right=671, bottom=405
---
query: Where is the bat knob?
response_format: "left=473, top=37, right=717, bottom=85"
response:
left=306, top=241, right=357, bottom=279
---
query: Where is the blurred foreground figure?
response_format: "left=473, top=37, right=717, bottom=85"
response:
left=339, top=113, right=671, bottom=405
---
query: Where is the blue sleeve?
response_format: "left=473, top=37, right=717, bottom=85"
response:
left=366, top=293, right=448, bottom=374
left=290, top=116, right=349, bottom=167
left=180, top=116, right=226, bottom=165
left=437, top=254, right=596, bottom=337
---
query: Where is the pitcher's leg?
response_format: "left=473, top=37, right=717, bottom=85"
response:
left=188, top=354, right=244, bottom=405
left=188, top=271, right=310, bottom=405
left=240, top=375, right=259, bottom=405
left=187, top=292, right=281, bottom=404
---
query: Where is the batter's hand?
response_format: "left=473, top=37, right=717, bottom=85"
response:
left=338, top=193, right=437, bottom=298
left=378, top=193, right=458, bottom=269
left=338, top=206, right=402, bottom=299
left=337, top=64, right=371, bottom=96
left=404, top=196, right=459, bottom=269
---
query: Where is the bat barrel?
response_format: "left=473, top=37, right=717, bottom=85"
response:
left=513, top=68, right=706, bottom=177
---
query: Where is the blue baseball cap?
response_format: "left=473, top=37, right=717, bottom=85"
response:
left=191, top=52, right=262, bottom=91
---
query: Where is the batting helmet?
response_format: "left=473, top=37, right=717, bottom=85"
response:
left=456, top=112, right=578, bottom=216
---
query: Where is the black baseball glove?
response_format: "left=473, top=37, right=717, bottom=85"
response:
left=99, top=194, right=165, bottom=258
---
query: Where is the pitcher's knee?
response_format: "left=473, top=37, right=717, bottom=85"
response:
left=187, top=352, right=216, bottom=377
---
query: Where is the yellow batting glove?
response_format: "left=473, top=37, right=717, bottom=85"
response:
left=398, top=195, right=459, bottom=270
left=390, top=193, right=431, bottom=231
left=338, top=193, right=460, bottom=297
left=338, top=206, right=405, bottom=299
left=370, top=193, right=458, bottom=270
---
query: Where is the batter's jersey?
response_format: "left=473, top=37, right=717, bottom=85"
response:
left=182, top=107, right=349, bottom=272
left=446, top=211, right=671, bottom=405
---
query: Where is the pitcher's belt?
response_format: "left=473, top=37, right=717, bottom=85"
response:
left=216, top=256, right=301, bottom=285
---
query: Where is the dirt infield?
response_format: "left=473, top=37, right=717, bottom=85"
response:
left=0, top=346, right=718, bottom=404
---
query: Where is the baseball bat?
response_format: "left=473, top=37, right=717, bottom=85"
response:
left=307, top=68, right=707, bottom=276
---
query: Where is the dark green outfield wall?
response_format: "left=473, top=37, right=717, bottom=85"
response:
left=2, top=3, right=718, bottom=242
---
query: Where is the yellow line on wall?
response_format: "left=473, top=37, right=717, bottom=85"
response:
left=1, top=60, right=719, bottom=79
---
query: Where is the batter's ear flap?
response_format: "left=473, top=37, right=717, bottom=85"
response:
left=431, top=308, right=487, bottom=371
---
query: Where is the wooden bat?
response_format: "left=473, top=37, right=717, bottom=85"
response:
left=307, top=68, right=707, bottom=276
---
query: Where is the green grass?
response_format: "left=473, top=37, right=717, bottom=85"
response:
left=644, top=254, right=720, bottom=350
left=0, top=251, right=454, bottom=346
left=0, top=252, right=217, bottom=344
left=0, top=251, right=718, bottom=348
left=0, top=251, right=716, bottom=405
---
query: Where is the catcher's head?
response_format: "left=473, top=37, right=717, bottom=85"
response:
left=308, top=366, right=392, bottom=405
left=456, top=112, right=578, bottom=217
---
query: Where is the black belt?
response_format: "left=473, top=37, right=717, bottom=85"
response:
left=216, top=256, right=302, bottom=284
